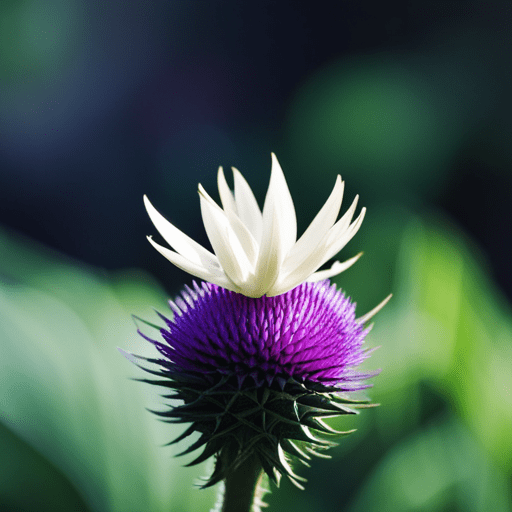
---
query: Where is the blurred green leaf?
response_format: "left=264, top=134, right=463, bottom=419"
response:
left=348, top=417, right=511, bottom=512
left=0, top=228, right=217, bottom=512
left=390, top=216, right=512, bottom=470
left=0, top=420, right=90, bottom=511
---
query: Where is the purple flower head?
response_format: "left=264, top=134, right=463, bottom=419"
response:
left=128, top=279, right=385, bottom=489
left=150, top=280, right=375, bottom=390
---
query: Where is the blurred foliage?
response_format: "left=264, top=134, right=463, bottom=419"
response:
left=1, top=206, right=511, bottom=512
left=349, top=417, right=511, bottom=512
left=0, top=228, right=217, bottom=512
left=285, top=55, right=461, bottom=202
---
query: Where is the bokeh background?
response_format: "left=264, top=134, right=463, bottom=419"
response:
left=1, top=1, right=512, bottom=511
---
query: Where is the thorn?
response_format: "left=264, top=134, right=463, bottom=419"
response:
left=357, top=293, right=392, bottom=324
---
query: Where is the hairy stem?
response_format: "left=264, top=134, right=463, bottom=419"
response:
left=221, top=455, right=265, bottom=512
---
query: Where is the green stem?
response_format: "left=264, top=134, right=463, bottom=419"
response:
left=221, top=455, right=265, bottom=512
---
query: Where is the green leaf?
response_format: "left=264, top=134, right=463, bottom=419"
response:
left=0, top=227, right=216, bottom=512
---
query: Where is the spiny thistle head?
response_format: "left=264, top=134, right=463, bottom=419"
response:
left=122, top=154, right=390, bottom=490
left=127, top=280, right=382, bottom=488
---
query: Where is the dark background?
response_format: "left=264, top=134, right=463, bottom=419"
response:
left=1, top=0, right=511, bottom=299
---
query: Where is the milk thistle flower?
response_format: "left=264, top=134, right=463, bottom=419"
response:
left=123, top=154, right=390, bottom=512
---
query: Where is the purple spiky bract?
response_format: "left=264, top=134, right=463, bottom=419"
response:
left=150, top=280, right=373, bottom=390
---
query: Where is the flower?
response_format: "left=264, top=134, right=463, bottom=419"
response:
left=144, top=153, right=365, bottom=297
left=124, top=280, right=389, bottom=489
left=123, top=153, right=391, bottom=498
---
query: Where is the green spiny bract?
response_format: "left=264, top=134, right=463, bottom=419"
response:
left=141, top=369, right=372, bottom=489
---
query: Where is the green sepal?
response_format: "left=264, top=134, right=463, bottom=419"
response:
left=143, top=371, right=374, bottom=488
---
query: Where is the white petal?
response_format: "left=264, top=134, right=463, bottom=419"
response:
left=261, top=153, right=297, bottom=257
left=144, top=195, right=221, bottom=270
left=224, top=212, right=259, bottom=267
left=146, top=236, right=238, bottom=291
left=232, top=167, right=263, bottom=242
left=357, top=294, right=393, bottom=324
left=199, top=185, right=253, bottom=286
left=284, top=175, right=344, bottom=272
left=269, top=198, right=365, bottom=295
left=250, top=199, right=284, bottom=297
left=306, top=253, right=363, bottom=282
left=268, top=209, right=365, bottom=296
left=320, top=207, right=366, bottom=265
left=266, top=245, right=323, bottom=296
left=217, top=167, right=237, bottom=215
left=328, top=194, right=360, bottom=241
left=199, top=183, right=257, bottom=268
left=217, top=168, right=259, bottom=266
